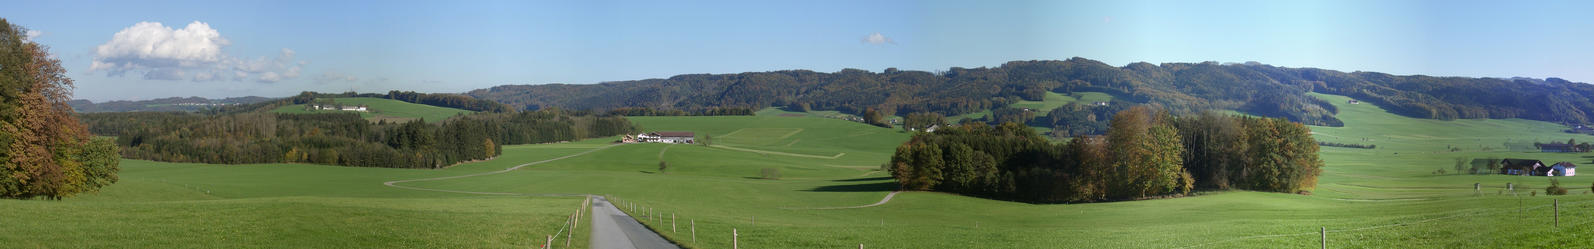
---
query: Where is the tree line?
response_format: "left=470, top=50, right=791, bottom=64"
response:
left=889, top=107, right=1323, bottom=203
left=0, top=19, right=121, bottom=199
left=79, top=109, right=635, bottom=169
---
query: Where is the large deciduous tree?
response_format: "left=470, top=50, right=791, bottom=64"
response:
left=0, top=19, right=121, bottom=199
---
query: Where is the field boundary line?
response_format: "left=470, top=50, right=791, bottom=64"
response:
left=782, top=191, right=902, bottom=210
left=708, top=144, right=844, bottom=159
left=382, top=144, right=620, bottom=196
left=776, top=128, right=805, bottom=139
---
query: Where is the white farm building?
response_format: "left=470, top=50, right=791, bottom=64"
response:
left=629, top=131, right=695, bottom=144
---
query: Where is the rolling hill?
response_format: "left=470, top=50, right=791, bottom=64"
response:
left=468, top=58, right=1594, bottom=128
left=270, top=97, right=475, bottom=123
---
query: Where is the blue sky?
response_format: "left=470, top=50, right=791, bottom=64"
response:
left=6, top=0, right=1593, bottom=101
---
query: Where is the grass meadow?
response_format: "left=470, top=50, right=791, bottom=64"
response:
left=9, top=93, right=1594, bottom=248
left=270, top=97, right=474, bottom=123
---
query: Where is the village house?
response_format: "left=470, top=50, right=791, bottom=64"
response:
left=631, top=131, right=695, bottom=144
left=1551, top=162, right=1578, bottom=176
left=1499, top=158, right=1544, bottom=176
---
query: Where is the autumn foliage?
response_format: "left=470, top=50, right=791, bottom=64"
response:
left=0, top=19, right=121, bottom=199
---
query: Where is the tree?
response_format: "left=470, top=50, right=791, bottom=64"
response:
left=1454, top=158, right=1466, bottom=175
left=658, top=160, right=668, bottom=174
left=0, top=19, right=119, bottom=199
left=701, top=134, right=712, bottom=146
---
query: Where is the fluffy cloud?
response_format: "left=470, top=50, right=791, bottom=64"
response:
left=24, top=30, right=42, bottom=40
left=862, top=32, right=895, bottom=45
left=90, top=21, right=304, bottom=83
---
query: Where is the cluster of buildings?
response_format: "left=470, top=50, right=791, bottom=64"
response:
left=622, top=131, right=696, bottom=144
left=306, top=104, right=369, bottom=112
left=1498, top=159, right=1577, bottom=176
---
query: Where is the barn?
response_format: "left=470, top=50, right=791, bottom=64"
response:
left=1499, top=159, right=1544, bottom=175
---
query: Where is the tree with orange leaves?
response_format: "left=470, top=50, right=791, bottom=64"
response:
left=0, top=18, right=120, bottom=199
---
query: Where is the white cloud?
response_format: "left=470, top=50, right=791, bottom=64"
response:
left=90, top=21, right=305, bottom=83
left=862, top=32, right=895, bottom=45
left=24, top=30, right=42, bottom=40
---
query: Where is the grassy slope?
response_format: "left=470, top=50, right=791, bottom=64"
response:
left=0, top=144, right=599, bottom=249
left=950, top=91, right=1114, bottom=122
left=271, top=97, right=474, bottom=123
left=412, top=94, right=1594, bottom=248
left=17, top=92, right=1594, bottom=248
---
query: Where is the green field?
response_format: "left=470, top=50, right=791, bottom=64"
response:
left=270, top=97, right=474, bottom=123
left=951, top=91, right=1115, bottom=121
left=14, top=93, right=1594, bottom=248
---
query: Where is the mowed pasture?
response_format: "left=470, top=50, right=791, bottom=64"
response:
left=12, top=93, right=1594, bottom=248
left=270, top=97, right=474, bottom=123
left=0, top=144, right=598, bottom=249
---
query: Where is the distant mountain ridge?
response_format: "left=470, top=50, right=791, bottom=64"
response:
left=467, top=57, right=1594, bottom=126
left=70, top=96, right=275, bottom=113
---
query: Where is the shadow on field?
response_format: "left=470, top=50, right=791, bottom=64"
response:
left=833, top=177, right=892, bottom=182
left=808, top=181, right=897, bottom=192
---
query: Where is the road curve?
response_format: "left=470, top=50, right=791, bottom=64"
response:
left=590, top=196, right=680, bottom=249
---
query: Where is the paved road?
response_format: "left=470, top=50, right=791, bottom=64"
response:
left=590, top=196, right=679, bottom=249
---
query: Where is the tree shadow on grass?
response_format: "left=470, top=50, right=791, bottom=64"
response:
left=808, top=181, right=898, bottom=192
left=833, top=176, right=892, bottom=182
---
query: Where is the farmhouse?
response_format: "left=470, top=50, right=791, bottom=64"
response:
left=1551, top=162, right=1577, bottom=176
left=634, top=131, right=695, bottom=144
left=1499, top=159, right=1544, bottom=175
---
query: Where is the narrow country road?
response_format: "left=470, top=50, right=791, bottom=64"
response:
left=590, top=196, right=680, bottom=249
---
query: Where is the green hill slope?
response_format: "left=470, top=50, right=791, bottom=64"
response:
left=270, top=97, right=474, bottom=123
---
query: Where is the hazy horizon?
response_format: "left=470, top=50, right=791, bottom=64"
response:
left=8, top=0, right=1593, bottom=101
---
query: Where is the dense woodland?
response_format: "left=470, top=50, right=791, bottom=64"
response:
left=0, top=19, right=121, bottom=199
left=890, top=107, right=1323, bottom=203
left=471, top=58, right=1594, bottom=128
left=80, top=110, right=635, bottom=169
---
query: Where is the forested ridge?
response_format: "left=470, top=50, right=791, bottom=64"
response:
left=79, top=110, right=635, bottom=169
left=470, top=58, right=1594, bottom=127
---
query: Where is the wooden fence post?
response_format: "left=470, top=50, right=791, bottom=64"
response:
left=672, top=213, right=677, bottom=233
left=733, top=228, right=739, bottom=249
left=1320, top=227, right=1326, bottom=249
left=545, top=235, right=552, bottom=249
left=566, top=213, right=573, bottom=248
left=691, top=219, right=697, bottom=242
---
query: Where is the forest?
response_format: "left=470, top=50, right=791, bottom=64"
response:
left=470, top=58, right=1594, bottom=127
left=889, top=107, right=1323, bottom=203
left=79, top=110, right=635, bottom=169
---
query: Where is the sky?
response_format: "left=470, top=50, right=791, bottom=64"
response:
left=5, top=0, right=1593, bottom=102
